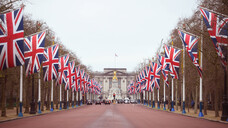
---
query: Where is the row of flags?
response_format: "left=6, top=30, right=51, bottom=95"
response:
left=127, top=8, right=228, bottom=94
left=0, top=8, right=102, bottom=94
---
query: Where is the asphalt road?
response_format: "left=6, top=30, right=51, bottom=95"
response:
left=0, top=104, right=227, bottom=128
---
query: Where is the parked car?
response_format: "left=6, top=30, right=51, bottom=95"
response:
left=130, top=99, right=137, bottom=104
left=124, top=98, right=130, bottom=104
left=95, top=100, right=102, bottom=105
left=104, top=100, right=110, bottom=105
left=87, top=100, right=92, bottom=105
left=117, top=99, right=124, bottom=104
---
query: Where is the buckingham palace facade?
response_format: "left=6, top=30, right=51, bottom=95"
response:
left=92, top=68, right=136, bottom=100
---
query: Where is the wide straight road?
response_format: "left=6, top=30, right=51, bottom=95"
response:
left=0, top=104, right=227, bottom=128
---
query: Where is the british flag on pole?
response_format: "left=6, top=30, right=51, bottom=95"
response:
left=57, top=54, right=69, bottom=86
left=66, top=61, right=75, bottom=90
left=42, top=45, right=59, bottom=81
left=157, top=54, right=169, bottom=86
left=150, top=61, right=161, bottom=89
left=24, top=32, right=46, bottom=75
left=178, top=30, right=202, bottom=77
left=74, top=65, right=80, bottom=91
left=80, top=69, right=85, bottom=92
left=164, top=44, right=181, bottom=79
left=143, top=65, right=153, bottom=92
left=200, top=8, right=228, bottom=68
left=0, top=8, right=24, bottom=70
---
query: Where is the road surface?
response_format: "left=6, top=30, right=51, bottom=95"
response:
left=0, top=104, right=227, bottom=128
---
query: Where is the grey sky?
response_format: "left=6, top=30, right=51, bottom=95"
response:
left=25, top=0, right=198, bottom=72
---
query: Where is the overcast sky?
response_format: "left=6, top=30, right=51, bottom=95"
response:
left=24, top=0, right=198, bottom=72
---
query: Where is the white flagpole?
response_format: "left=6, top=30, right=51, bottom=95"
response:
left=38, top=73, right=41, bottom=113
left=72, top=91, right=74, bottom=108
left=171, top=79, right=175, bottom=111
left=50, top=80, right=54, bottom=111
left=143, top=91, right=145, bottom=105
left=163, top=82, right=166, bottom=110
left=199, top=16, right=204, bottom=117
left=67, top=90, right=69, bottom=109
left=59, top=84, right=62, bottom=110
left=182, top=44, right=186, bottom=114
left=152, top=91, right=155, bottom=108
left=18, top=66, right=23, bottom=117
left=157, top=89, right=160, bottom=109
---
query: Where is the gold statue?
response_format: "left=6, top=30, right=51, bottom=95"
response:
left=113, top=71, right=117, bottom=80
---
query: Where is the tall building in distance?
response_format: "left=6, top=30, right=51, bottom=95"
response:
left=93, top=68, right=136, bottom=100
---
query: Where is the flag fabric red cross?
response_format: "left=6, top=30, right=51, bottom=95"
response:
left=178, top=30, right=203, bottom=77
left=73, top=65, right=80, bottom=92
left=57, top=54, right=69, bottom=86
left=157, top=54, right=169, bottom=86
left=164, top=45, right=181, bottom=79
left=143, top=65, right=153, bottom=92
left=200, top=8, right=228, bottom=68
left=131, top=81, right=137, bottom=94
left=80, top=69, right=85, bottom=92
left=66, top=61, right=75, bottom=90
left=0, top=8, right=24, bottom=70
left=42, top=45, right=59, bottom=81
left=24, top=32, right=46, bottom=76
left=136, top=75, right=142, bottom=93
left=150, top=61, right=161, bottom=89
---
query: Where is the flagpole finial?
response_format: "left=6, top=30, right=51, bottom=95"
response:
left=52, top=36, right=55, bottom=45
left=171, top=36, right=174, bottom=46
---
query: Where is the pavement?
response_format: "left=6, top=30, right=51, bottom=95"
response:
left=0, top=104, right=227, bottom=128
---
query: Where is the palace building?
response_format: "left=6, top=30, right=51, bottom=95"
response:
left=93, top=68, right=136, bottom=100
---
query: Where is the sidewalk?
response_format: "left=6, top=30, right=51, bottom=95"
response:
left=0, top=105, right=82, bottom=123
left=144, top=103, right=228, bottom=124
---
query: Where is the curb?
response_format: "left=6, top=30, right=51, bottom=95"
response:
left=140, top=104, right=228, bottom=124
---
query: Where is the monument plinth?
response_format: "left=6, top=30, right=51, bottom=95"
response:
left=108, top=71, right=122, bottom=100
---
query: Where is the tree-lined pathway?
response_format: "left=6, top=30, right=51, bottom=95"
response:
left=0, top=104, right=227, bottom=128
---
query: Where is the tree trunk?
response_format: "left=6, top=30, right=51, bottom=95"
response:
left=8, top=82, right=14, bottom=109
left=175, top=80, right=178, bottom=111
left=1, top=71, right=7, bottom=117
left=46, top=82, right=50, bottom=110
left=214, top=89, right=219, bottom=117
left=55, top=82, right=59, bottom=109
left=194, top=85, right=198, bottom=114
left=41, top=80, right=45, bottom=111
left=24, top=76, right=30, bottom=113
left=203, top=90, right=208, bottom=115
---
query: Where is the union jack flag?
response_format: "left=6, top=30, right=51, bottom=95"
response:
left=84, top=74, right=89, bottom=92
left=74, top=65, right=80, bottom=91
left=90, top=79, right=96, bottom=93
left=80, top=69, right=85, bottom=92
left=66, top=61, right=75, bottom=90
left=42, top=45, right=59, bottom=81
left=157, top=54, right=169, bottom=86
left=143, top=65, right=153, bottom=92
left=0, top=8, right=24, bottom=70
left=73, top=65, right=81, bottom=91
left=57, top=54, right=69, bottom=86
left=136, top=75, right=142, bottom=93
left=200, top=8, right=228, bottom=68
left=178, top=30, right=202, bottom=77
left=127, top=84, right=132, bottom=94
left=131, top=81, right=137, bottom=94
left=164, top=45, right=181, bottom=79
left=140, top=69, right=146, bottom=87
left=24, top=32, right=46, bottom=76
left=150, top=62, right=161, bottom=89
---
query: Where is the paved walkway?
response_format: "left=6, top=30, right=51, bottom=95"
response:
left=0, top=104, right=227, bottom=128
